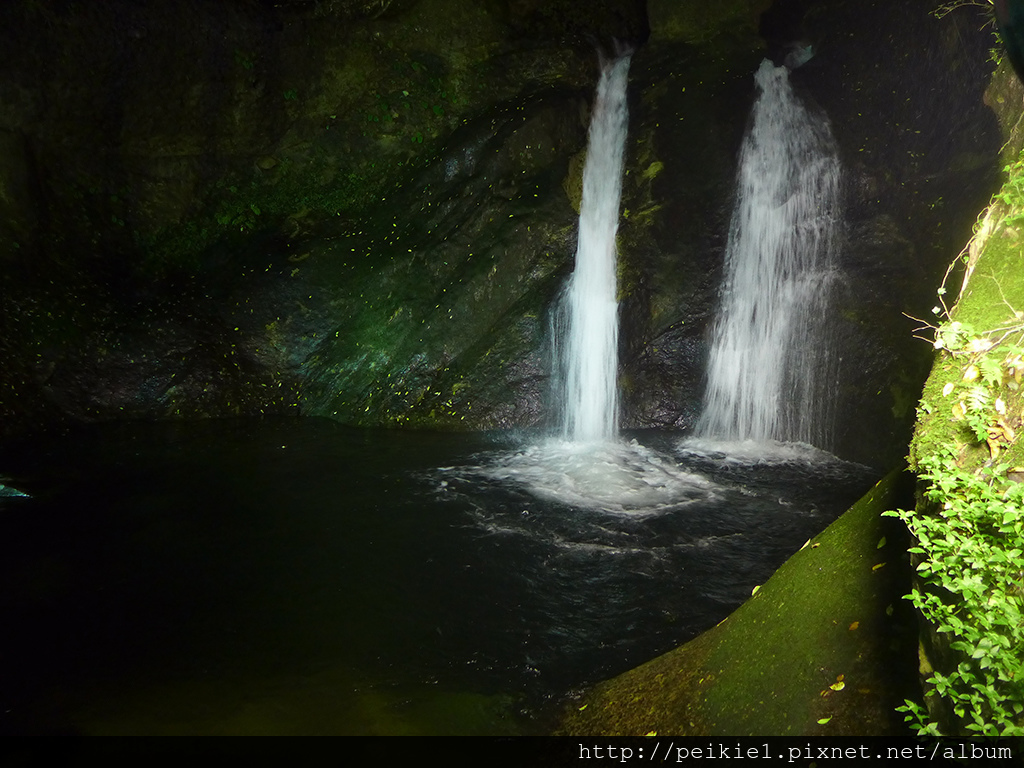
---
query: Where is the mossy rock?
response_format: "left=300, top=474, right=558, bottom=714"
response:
left=557, top=468, right=916, bottom=736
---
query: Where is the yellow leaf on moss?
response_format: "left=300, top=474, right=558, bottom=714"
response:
left=988, top=437, right=1001, bottom=460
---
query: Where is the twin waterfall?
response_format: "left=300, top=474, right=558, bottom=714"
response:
left=559, top=56, right=840, bottom=449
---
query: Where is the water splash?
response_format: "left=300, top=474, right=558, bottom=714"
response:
left=556, top=54, right=631, bottom=443
left=462, top=438, right=717, bottom=516
left=698, top=59, right=842, bottom=447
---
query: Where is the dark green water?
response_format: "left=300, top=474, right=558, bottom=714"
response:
left=0, top=418, right=876, bottom=735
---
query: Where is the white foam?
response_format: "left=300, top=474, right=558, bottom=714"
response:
left=450, top=438, right=717, bottom=516
left=677, top=436, right=841, bottom=465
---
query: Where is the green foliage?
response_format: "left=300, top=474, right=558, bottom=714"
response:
left=886, top=451, right=1024, bottom=735
left=889, top=311, right=1024, bottom=735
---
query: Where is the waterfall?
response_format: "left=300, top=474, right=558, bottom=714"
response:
left=697, top=59, right=841, bottom=447
left=557, top=54, right=631, bottom=443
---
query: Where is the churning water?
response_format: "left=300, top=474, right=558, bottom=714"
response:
left=555, top=55, right=631, bottom=443
left=0, top=419, right=875, bottom=736
left=698, top=59, right=842, bottom=447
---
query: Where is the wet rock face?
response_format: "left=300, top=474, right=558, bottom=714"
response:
left=293, top=90, right=589, bottom=429
left=790, top=0, right=1003, bottom=466
left=0, top=0, right=596, bottom=435
left=0, top=0, right=1006, bottom=471
left=0, top=0, right=751, bottom=440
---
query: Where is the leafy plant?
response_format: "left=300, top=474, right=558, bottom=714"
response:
left=890, top=292, right=1024, bottom=735
left=887, top=449, right=1024, bottom=735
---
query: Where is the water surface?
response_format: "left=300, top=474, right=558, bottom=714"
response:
left=0, top=418, right=876, bottom=735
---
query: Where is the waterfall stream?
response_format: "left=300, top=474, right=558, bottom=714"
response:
left=557, top=54, right=631, bottom=443
left=698, top=59, right=842, bottom=447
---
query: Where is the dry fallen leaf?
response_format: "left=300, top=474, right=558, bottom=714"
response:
left=987, top=437, right=1001, bottom=460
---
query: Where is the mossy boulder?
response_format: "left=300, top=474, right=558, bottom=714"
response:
left=557, top=468, right=917, bottom=736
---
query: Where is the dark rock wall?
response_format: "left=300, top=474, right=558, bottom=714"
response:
left=792, top=0, right=1002, bottom=466
left=0, top=0, right=1005, bottom=470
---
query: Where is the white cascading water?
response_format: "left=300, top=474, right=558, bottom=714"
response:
left=557, top=54, right=631, bottom=443
left=447, top=58, right=855, bottom=516
left=697, top=59, right=841, bottom=448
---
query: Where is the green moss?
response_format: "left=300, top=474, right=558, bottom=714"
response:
left=910, top=156, right=1024, bottom=473
left=562, top=149, right=586, bottom=213
left=134, top=154, right=391, bottom=277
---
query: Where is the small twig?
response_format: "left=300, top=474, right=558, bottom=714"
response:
left=985, top=271, right=1024, bottom=320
